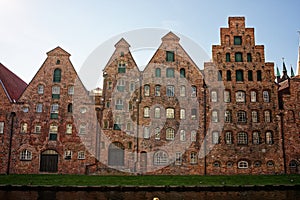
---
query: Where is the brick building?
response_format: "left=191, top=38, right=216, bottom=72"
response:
left=0, top=16, right=299, bottom=175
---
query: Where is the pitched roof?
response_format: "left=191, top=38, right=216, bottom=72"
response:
left=47, top=46, right=71, bottom=56
left=0, top=63, right=27, bottom=102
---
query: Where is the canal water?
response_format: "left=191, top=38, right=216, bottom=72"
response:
left=0, top=190, right=299, bottom=200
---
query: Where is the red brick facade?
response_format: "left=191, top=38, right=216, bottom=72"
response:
left=0, top=17, right=299, bottom=175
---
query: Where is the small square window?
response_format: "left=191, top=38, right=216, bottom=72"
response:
left=234, top=36, right=242, bottom=45
left=78, top=151, right=85, bottom=160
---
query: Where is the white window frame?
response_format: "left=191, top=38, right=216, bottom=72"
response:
left=211, top=91, right=218, bottom=102
left=144, top=107, right=150, bottom=118
left=154, top=151, right=168, bottom=165
left=68, top=85, right=74, bottom=95
left=252, top=110, right=258, bottom=123
left=180, top=130, right=186, bottom=141
left=190, top=152, right=197, bottom=164
left=252, top=131, right=260, bottom=144
left=191, top=86, right=197, bottom=97
left=36, top=103, right=43, bottom=113
left=20, top=123, right=28, bottom=133
left=0, top=122, right=4, bottom=134
left=66, top=124, right=72, bottom=134
left=166, top=85, right=175, bottom=97
left=154, top=107, right=161, bottom=119
left=115, top=99, right=123, bottom=110
left=212, top=131, right=220, bottom=144
left=224, top=90, right=231, bottom=103
left=78, top=151, right=85, bottom=160
left=237, top=132, right=248, bottom=144
left=155, top=127, right=160, bottom=140
left=64, top=150, right=72, bottom=160
left=180, top=109, right=185, bottom=119
left=166, top=108, right=174, bottom=119
left=225, top=132, right=232, bottom=144
left=236, top=91, right=246, bottom=102
left=155, top=85, right=161, bottom=96
left=143, top=126, right=150, bottom=139
left=212, top=110, right=218, bottom=122
left=35, top=125, right=41, bottom=133
left=52, top=86, right=60, bottom=95
left=191, top=130, right=197, bottom=142
left=79, top=124, right=86, bottom=134
left=20, top=149, right=32, bottom=160
left=180, top=85, right=186, bottom=97
left=237, top=111, right=247, bottom=123
left=175, top=152, right=182, bottom=165
left=238, top=161, right=249, bottom=169
left=144, top=85, right=150, bottom=96
left=37, top=84, right=44, bottom=94
left=166, top=128, right=175, bottom=140
left=264, top=110, right=271, bottom=123
left=263, top=91, right=270, bottom=102
left=250, top=91, right=257, bottom=102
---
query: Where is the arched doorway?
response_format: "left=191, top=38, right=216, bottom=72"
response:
left=40, top=150, right=58, bottom=172
left=140, top=151, right=147, bottom=172
left=108, top=142, right=124, bottom=166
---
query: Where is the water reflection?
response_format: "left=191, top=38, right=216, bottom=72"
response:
left=0, top=190, right=299, bottom=200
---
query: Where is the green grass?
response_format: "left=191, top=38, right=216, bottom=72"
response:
left=0, top=174, right=299, bottom=186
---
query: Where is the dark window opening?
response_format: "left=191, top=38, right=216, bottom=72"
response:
left=234, top=36, right=242, bottom=45
left=226, top=70, right=231, bottom=81
left=166, top=51, right=174, bottom=62
left=248, top=70, right=253, bottom=81
left=236, top=70, right=244, bottom=81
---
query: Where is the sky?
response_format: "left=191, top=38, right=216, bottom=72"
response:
left=0, top=0, right=300, bottom=89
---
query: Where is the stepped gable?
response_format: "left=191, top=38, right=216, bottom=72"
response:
left=0, top=63, right=27, bottom=102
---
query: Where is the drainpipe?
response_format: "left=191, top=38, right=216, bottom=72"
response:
left=135, top=76, right=142, bottom=174
left=203, top=83, right=207, bottom=175
left=7, top=112, right=16, bottom=175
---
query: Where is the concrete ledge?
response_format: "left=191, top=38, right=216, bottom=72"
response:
left=0, top=184, right=299, bottom=192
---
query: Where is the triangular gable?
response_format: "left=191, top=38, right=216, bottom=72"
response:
left=47, top=46, right=71, bottom=57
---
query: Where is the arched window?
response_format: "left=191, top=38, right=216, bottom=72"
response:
left=154, top=151, right=168, bottom=165
left=235, top=52, right=243, bottom=62
left=155, top=85, right=161, bottom=96
left=191, top=86, right=197, bottom=97
left=237, top=132, right=248, bottom=144
left=212, top=110, right=219, bottom=122
left=118, top=62, right=126, bottom=73
left=211, top=90, right=218, bottom=102
left=154, top=107, right=161, bottom=118
left=144, top=85, right=150, bottom=96
left=236, top=70, right=244, bottom=81
left=20, top=123, right=28, bottom=133
left=236, top=91, right=246, bottom=102
left=226, top=70, right=232, bottom=81
left=190, top=152, right=197, bottom=164
left=166, top=108, right=175, bottom=119
left=143, top=127, right=150, bottom=139
left=67, top=103, right=73, bottom=113
left=180, top=85, right=186, bottom=97
left=56, top=59, right=60, bottom=65
left=225, top=132, right=233, bottom=144
left=155, top=127, right=160, bottom=140
left=266, top=160, right=274, bottom=167
left=108, top=142, right=124, bottom=166
left=180, top=130, right=186, bottom=141
left=38, top=84, right=44, bottom=94
left=225, top=35, right=230, bottom=45
left=52, top=86, right=60, bottom=99
left=144, top=107, right=150, bottom=118
left=250, top=91, right=257, bottom=102
left=237, top=110, right=247, bottom=123
left=238, top=160, right=249, bottom=169
left=264, top=110, right=271, bottom=122
left=155, top=68, right=161, bottom=77
left=227, top=161, right=234, bottom=168
left=191, top=130, right=197, bottom=142
left=266, top=131, right=273, bottom=144
left=224, top=90, right=231, bottom=102
left=20, top=149, right=32, bottom=160
left=53, top=68, right=61, bottom=82
left=251, top=110, right=258, bottom=123
left=166, top=128, right=175, bottom=140
left=180, top=109, right=185, bottom=119
left=180, top=68, right=186, bottom=78
left=212, top=131, right=220, bottom=144
left=263, top=90, right=270, bottom=102
left=213, top=161, right=221, bottom=167
left=166, top=68, right=175, bottom=77
left=252, top=131, right=260, bottom=144
left=225, top=110, right=232, bottom=123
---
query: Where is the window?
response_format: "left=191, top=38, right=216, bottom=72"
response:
left=237, top=111, right=247, bottom=123
left=191, top=86, right=197, bottom=97
left=56, top=59, right=60, bottom=65
left=238, top=161, right=249, bottom=169
left=166, top=128, right=175, bottom=140
left=36, top=103, right=43, bottom=113
left=251, top=110, right=258, bottom=123
left=227, top=161, right=233, bottom=168
left=120, top=51, right=124, bottom=57
left=166, top=108, right=175, bottom=119
left=225, top=132, right=233, bottom=144
left=78, top=151, right=85, bottom=160
left=213, top=161, right=221, bottom=168
left=180, top=86, right=186, bottom=97
left=264, top=110, right=271, bottom=123
left=226, top=70, right=231, bottom=81
left=154, top=107, right=161, bottom=118
left=211, top=91, right=218, bottom=102
left=53, top=68, right=61, bottom=82
left=0, top=122, right=4, bottom=134
left=107, top=81, right=112, bottom=90
left=144, top=127, right=150, bottom=139
left=236, top=91, right=245, bottom=102
left=23, top=107, right=29, bottom=113
left=118, top=62, right=126, bottom=73
left=266, top=131, right=273, bottom=144
left=67, top=103, right=73, bottom=113
left=114, top=116, right=121, bottom=130
left=50, top=104, right=59, bottom=119
left=117, top=79, right=125, bottom=92
left=144, top=85, right=150, bottom=96
left=154, top=151, right=168, bottom=165
left=130, top=82, right=135, bottom=92
left=80, top=107, right=87, bottom=114
left=250, top=91, right=257, bottom=102
left=20, top=150, right=32, bottom=161
left=267, top=161, right=274, bottom=167
left=248, top=70, right=253, bottom=81
left=166, top=85, right=175, bottom=97
left=166, top=51, right=174, bottom=62
left=191, top=130, right=197, bottom=142
left=191, top=109, right=197, bottom=120
left=263, top=91, right=270, bottom=102
left=155, top=127, right=160, bottom=140
left=180, top=109, right=185, bottom=119
left=224, top=90, right=231, bottom=102
left=68, top=86, right=74, bottom=95
left=66, top=124, right=72, bottom=134
left=190, top=152, right=197, bottom=164
left=257, top=70, right=262, bottom=81
left=64, top=150, right=72, bottom=160
left=237, top=132, right=248, bottom=145
left=226, top=53, right=231, bottom=62
left=175, top=152, right=182, bottom=165
left=115, top=99, right=123, bottom=110
left=166, top=68, right=175, bottom=77
left=236, top=70, right=244, bottom=81
left=34, top=124, right=41, bottom=133
left=235, top=52, right=243, bottom=62
left=49, top=124, right=58, bottom=141
left=155, top=85, right=161, bottom=96
left=20, top=123, right=28, bottom=133
left=38, top=84, right=44, bottom=94
left=144, top=107, right=150, bottom=118
left=180, top=68, right=185, bottom=78
left=234, top=36, right=242, bottom=45
left=252, top=131, right=260, bottom=144
left=254, top=161, right=262, bottom=167
left=180, top=130, right=186, bottom=141
left=126, top=122, right=132, bottom=131
left=225, top=110, right=232, bottom=123
left=52, top=86, right=60, bottom=99
left=212, top=131, right=220, bottom=144
left=79, top=124, right=86, bottom=134
left=218, top=70, right=222, bottom=81
left=155, top=68, right=161, bottom=77
left=247, top=53, right=252, bottom=62
left=212, top=110, right=218, bottom=122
